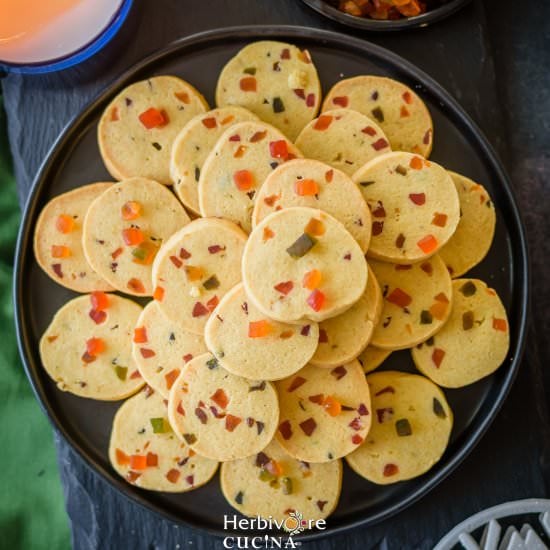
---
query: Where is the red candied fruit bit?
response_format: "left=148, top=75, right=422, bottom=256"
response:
left=165, top=369, right=179, bottom=390
left=263, top=194, right=280, bottom=207
left=409, top=193, right=426, bottom=205
left=192, top=302, right=209, bottom=317
left=129, top=370, right=141, bottom=380
left=376, top=408, right=394, bottom=423
left=240, top=76, right=257, bottom=92
left=146, top=452, right=158, bottom=467
left=211, top=388, right=229, bottom=409
left=400, top=106, right=410, bottom=118
left=306, top=93, right=315, bottom=107
left=274, top=281, right=294, bottom=295
left=153, top=286, right=165, bottom=301
left=299, top=418, right=317, bottom=436
left=371, top=202, right=386, bottom=218
left=348, top=417, right=362, bottom=431
left=201, top=117, right=217, bottom=129
left=170, top=255, right=182, bottom=268
left=307, top=289, right=325, bottom=312
left=126, top=471, right=141, bottom=483
left=313, top=115, right=333, bottom=131
left=287, top=376, right=306, bottom=392
left=352, top=434, right=364, bottom=445
left=318, top=329, right=328, bottom=344
left=417, top=234, right=438, bottom=254
left=206, top=296, right=219, bottom=312
left=140, top=348, right=155, bottom=359
left=375, top=386, right=395, bottom=396
left=293, top=88, right=305, bottom=100
left=362, top=126, right=377, bottom=136
left=229, top=134, right=241, bottom=142
left=179, top=247, right=191, bottom=259
left=56, top=214, right=75, bottom=234
left=127, top=278, right=146, bottom=294
left=51, top=264, right=63, bottom=278
left=371, top=138, right=389, bottom=151
left=263, top=227, right=275, bottom=242
left=116, top=448, right=130, bottom=466
left=233, top=170, right=255, bottom=191
left=269, top=140, right=289, bottom=159
left=111, top=247, right=123, bottom=260
left=89, top=309, right=107, bottom=325
left=372, top=221, right=384, bottom=236
left=225, top=414, right=242, bottom=432
left=309, top=394, right=325, bottom=404
left=183, top=354, right=193, bottom=363
left=91, top=291, right=109, bottom=311
left=166, top=469, right=181, bottom=484
left=432, top=348, right=446, bottom=368
left=383, top=463, right=399, bottom=477
left=331, top=366, right=347, bottom=380
left=387, top=288, right=412, bottom=308
left=185, top=475, right=194, bottom=486
left=402, top=91, right=413, bottom=104
left=208, top=245, right=226, bottom=254
left=493, top=318, right=508, bottom=332
left=281, top=48, right=290, bottom=59
left=279, top=420, right=293, bottom=440
left=133, top=327, right=147, bottom=344
left=250, top=131, right=267, bottom=143
left=423, top=129, right=432, bottom=145
left=332, top=96, right=349, bottom=107
left=432, top=213, right=448, bottom=227
left=138, top=107, right=168, bottom=129
left=358, top=403, right=369, bottom=416
left=177, top=401, right=185, bottom=415
left=325, top=169, right=334, bottom=183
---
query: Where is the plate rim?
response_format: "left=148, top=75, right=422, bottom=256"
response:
left=13, top=24, right=530, bottom=541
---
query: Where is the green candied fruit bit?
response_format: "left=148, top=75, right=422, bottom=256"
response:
left=395, top=418, right=412, bottom=437
left=433, top=398, right=447, bottom=419
left=131, top=246, right=147, bottom=261
left=459, top=281, right=477, bottom=297
left=462, top=310, right=474, bottom=331
left=206, top=357, right=219, bottom=370
left=235, top=491, right=244, bottom=504
left=259, top=470, right=277, bottom=483
left=115, top=366, right=128, bottom=381
left=371, top=106, right=384, bottom=123
left=286, top=233, right=317, bottom=258
left=203, top=275, right=220, bottom=290
left=272, top=97, right=285, bottom=113
left=150, top=417, right=168, bottom=434
left=420, top=310, right=433, bottom=324
left=183, top=433, right=197, bottom=445
left=243, top=67, right=256, bottom=75
left=281, top=477, right=293, bottom=495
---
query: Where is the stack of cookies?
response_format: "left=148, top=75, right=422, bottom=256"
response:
left=35, top=40, right=510, bottom=525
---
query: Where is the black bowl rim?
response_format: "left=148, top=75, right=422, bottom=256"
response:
left=13, top=24, right=529, bottom=542
left=299, top=0, right=473, bottom=31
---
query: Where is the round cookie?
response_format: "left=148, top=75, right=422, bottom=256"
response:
left=98, top=75, right=208, bottom=184
left=152, top=217, right=247, bottom=335
left=242, top=207, right=368, bottom=323
left=295, top=108, right=391, bottom=177
left=252, top=158, right=372, bottom=252
left=221, top=438, right=342, bottom=523
left=167, top=353, right=279, bottom=461
left=39, top=293, right=144, bottom=400
left=34, top=183, right=115, bottom=292
left=369, top=255, right=453, bottom=350
left=352, top=152, right=460, bottom=264
left=322, top=76, right=434, bottom=157
left=198, top=121, right=302, bottom=233
left=346, top=371, right=453, bottom=484
left=170, top=106, right=259, bottom=214
left=216, top=41, right=321, bottom=141
left=310, top=265, right=383, bottom=367
left=411, top=278, right=510, bottom=388
left=109, top=387, right=218, bottom=492
left=357, top=346, right=392, bottom=374
left=82, top=177, right=190, bottom=297
left=204, top=283, right=319, bottom=381
left=132, top=301, right=208, bottom=398
left=275, top=360, right=371, bottom=463
left=438, top=171, right=496, bottom=277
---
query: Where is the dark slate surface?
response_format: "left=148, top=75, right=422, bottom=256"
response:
left=3, top=0, right=549, bottom=548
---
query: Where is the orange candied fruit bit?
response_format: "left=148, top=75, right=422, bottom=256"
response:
left=432, top=348, right=446, bottom=368
left=248, top=320, right=272, bottom=338
left=386, top=288, right=412, bottom=308
left=165, top=369, right=180, bottom=390
left=493, top=318, right=508, bottom=332
left=166, top=468, right=180, bottom=483
left=91, top=291, right=109, bottom=311
left=417, top=234, right=438, bottom=254
left=233, top=169, right=255, bottom=191
left=294, top=178, right=319, bottom=196
left=305, top=217, right=325, bottom=237
left=409, top=156, right=424, bottom=170
left=313, top=115, right=333, bottom=131
left=129, top=454, right=147, bottom=470
left=233, top=145, right=247, bottom=158
left=240, top=76, right=257, bottom=92
left=323, top=395, right=342, bottom=417
left=121, top=201, right=142, bottom=221
left=146, top=452, right=158, bottom=467
left=138, top=107, right=168, bottom=129
left=56, top=214, right=75, bottom=234
left=302, top=269, right=322, bottom=290
left=225, top=414, right=242, bottom=432
left=307, top=289, right=325, bottom=312
left=122, top=227, right=145, bottom=246
left=86, top=337, right=105, bottom=356
left=174, top=91, right=190, bottom=104
left=115, top=448, right=130, bottom=466
left=127, top=278, right=146, bottom=294
left=211, top=388, right=229, bottom=409
left=51, top=245, right=71, bottom=258
left=201, top=117, right=217, bottom=129
left=431, top=213, right=448, bottom=227
left=153, top=286, right=165, bottom=301
left=263, top=227, right=275, bottom=242
left=133, top=327, right=148, bottom=344
left=429, top=301, right=448, bottom=321
left=184, top=265, right=204, bottom=282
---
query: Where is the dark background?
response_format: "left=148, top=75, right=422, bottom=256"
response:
left=3, top=0, right=549, bottom=548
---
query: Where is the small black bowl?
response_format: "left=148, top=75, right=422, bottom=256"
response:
left=299, top=0, right=472, bottom=31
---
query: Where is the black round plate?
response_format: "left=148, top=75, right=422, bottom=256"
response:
left=14, top=25, right=528, bottom=541
left=300, top=0, right=472, bottom=31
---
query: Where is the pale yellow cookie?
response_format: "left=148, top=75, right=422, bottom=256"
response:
left=346, top=371, right=453, bottom=484
left=205, top=284, right=319, bottom=380
left=221, top=439, right=342, bottom=523
left=352, top=152, right=460, bottom=263
left=252, top=158, right=372, bottom=252
left=310, top=265, right=382, bottom=367
left=357, top=346, right=392, bottom=374
left=295, top=108, right=391, bottom=176
left=109, top=387, right=218, bottom=491
left=167, top=353, right=279, bottom=461
left=411, top=279, right=510, bottom=388
left=242, top=207, right=368, bottom=323
left=438, top=172, right=496, bottom=277
left=216, top=41, right=321, bottom=140
left=323, top=76, right=434, bottom=157
left=82, top=177, right=190, bottom=297
left=170, top=106, right=259, bottom=214
left=198, top=121, right=302, bottom=233
left=132, top=301, right=207, bottom=398
left=151, top=217, right=247, bottom=335
left=369, top=255, right=453, bottom=350
left=275, top=361, right=372, bottom=463
left=98, top=75, right=208, bottom=184
left=39, top=293, right=144, bottom=400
